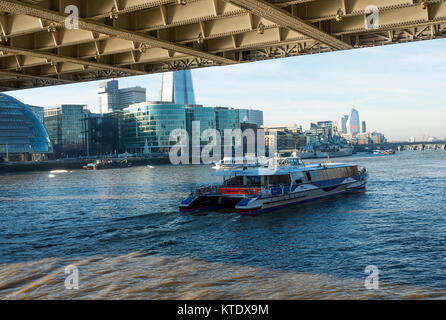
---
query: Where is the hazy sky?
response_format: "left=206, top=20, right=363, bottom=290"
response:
left=8, top=38, right=446, bottom=141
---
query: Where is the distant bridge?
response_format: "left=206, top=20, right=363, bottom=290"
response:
left=1, top=0, right=446, bottom=91
left=354, top=141, right=446, bottom=152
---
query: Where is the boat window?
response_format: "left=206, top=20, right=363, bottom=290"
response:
left=306, top=172, right=312, bottom=181
left=269, top=174, right=291, bottom=186
left=224, top=176, right=241, bottom=186
left=246, top=176, right=261, bottom=186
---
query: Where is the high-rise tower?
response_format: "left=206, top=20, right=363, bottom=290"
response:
left=347, top=108, right=360, bottom=135
left=159, top=70, right=196, bottom=105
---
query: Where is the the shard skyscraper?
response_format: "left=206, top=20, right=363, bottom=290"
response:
left=159, top=70, right=196, bottom=105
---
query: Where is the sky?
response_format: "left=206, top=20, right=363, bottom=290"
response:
left=8, top=38, right=446, bottom=142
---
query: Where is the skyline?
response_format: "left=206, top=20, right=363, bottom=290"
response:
left=7, top=39, right=446, bottom=141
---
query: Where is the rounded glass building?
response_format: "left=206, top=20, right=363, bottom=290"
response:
left=0, top=93, right=52, bottom=160
left=123, top=102, right=186, bottom=153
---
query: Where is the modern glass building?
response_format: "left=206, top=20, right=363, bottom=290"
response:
left=186, top=105, right=216, bottom=159
left=186, top=105, right=215, bottom=137
left=83, top=111, right=123, bottom=156
left=123, top=102, right=186, bottom=154
left=0, top=93, right=52, bottom=160
left=98, top=80, right=146, bottom=113
left=215, top=107, right=240, bottom=156
left=160, top=70, right=196, bottom=105
left=215, top=107, right=239, bottom=133
left=98, top=80, right=120, bottom=113
left=347, top=108, right=360, bottom=135
left=27, top=105, right=45, bottom=123
left=237, top=109, right=264, bottom=128
left=44, top=105, right=86, bottom=157
left=340, top=114, right=349, bottom=134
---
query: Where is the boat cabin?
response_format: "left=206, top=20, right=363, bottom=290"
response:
left=219, top=164, right=360, bottom=190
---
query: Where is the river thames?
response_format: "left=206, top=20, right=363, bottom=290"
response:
left=0, top=150, right=445, bottom=299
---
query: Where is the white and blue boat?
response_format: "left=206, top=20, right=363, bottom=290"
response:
left=179, top=157, right=368, bottom=214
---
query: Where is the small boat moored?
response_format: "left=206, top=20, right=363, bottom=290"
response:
left=180, top=156, right=368, bottom=214
left=83, top=159, right=132, bottom=170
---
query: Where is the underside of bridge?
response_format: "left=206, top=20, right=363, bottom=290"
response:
left=0, top=0, right=445, bottom=91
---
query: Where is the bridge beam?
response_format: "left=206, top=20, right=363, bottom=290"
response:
left=0, top=0, right=236, bottom=66
left=0, top=44, right=146, bottom=77
left=225, top=0, right=352, bottom=50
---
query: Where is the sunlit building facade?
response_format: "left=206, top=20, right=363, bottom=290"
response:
left=237, top=109, right=264, bottom=128
left=347, top=108, right=360, bottom=135
left=0, top=94, right=52, bottom=161
left=123, top=102, right=186, bottom=154
left=159, top=70, right=196, bottom=105
left=118, top=86, right=146, bottom=110
left=341, top=114, right=349, bottom=134
left=98, top=80, right=119, bottom=113
left=98, top=80, right=146, bottom=113
left=186, top=105, right=216, bottom=138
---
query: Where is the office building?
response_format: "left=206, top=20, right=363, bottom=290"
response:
left=214, top=107, right=239, bottom=156
left=362, top=121, right=367, bottom=133
left=98, top=80, right=146, bottom=113
left=341, top=115, right=349, bottom=134
left=123, top=102, right=186, bottom=154
left=83, top=111, right=123, bottom=156
left=263, top=125, right=307, bottom=152
left=237, top=109, right=264, bottom=128
left=347, top=108, right=360, bottom=135
left=159, top=70, right=196, bottom=105
left=119, top=86, right=146, bottom=110
left=98, top=80, right=119, bottom=113
left=44, top=104, right=86, bottom=157
left=309, top=121, right=335, bottom=139
left=0, top=94, right=52, bottom=161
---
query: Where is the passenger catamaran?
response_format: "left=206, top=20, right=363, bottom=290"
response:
left=180, top=157, right=368, bottom=214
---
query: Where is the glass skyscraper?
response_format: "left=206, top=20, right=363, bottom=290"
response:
left=340, top=114, right=349, bottom=134
left=347, top=108, right=360, bottom=135
left=159, top=70, right=196, bottom=105
left=98, top=80, right=119, bottom=113
left=123, top=102, right=186, bottom=153
left=98, top=80, right=146, bottom=113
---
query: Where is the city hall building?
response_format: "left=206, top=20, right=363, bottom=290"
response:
left=0, top=93, right=52, bottom=162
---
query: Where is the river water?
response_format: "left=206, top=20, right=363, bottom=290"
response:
left=0, top=150, right=445, bottom=299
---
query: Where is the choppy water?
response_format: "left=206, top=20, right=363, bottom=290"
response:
left=0, top=150, right=445, bottom=299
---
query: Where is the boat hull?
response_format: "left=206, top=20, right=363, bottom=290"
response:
left=180, top=177, right=367, bottom=215
left=236, top=182, right=366, bottom=214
